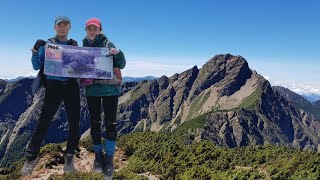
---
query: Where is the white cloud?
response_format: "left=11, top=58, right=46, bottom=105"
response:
left=263, top=75, right=271, bottom=81
left=122, top=56, right=198, bottom=77
left=266, top=77, right=320, bottom=96
left=0, top=71, right=37, bottom=80
left=292, top=86, right=320, bottom=95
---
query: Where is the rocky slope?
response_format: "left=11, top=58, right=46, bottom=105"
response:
left=116, top=54, right=320, bottom=151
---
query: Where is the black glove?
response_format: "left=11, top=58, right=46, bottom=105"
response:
left=33, top=39, right=46, bottom=51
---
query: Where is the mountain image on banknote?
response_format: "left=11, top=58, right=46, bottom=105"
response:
left=44, top=43, right=113, bottom=79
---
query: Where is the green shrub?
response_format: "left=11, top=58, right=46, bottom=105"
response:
left=79, top=136, right=94, bottom=152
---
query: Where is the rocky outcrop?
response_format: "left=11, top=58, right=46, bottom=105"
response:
left=273, top=86, right=320, bottom=119
left=202, top=83, right=320, bottom=150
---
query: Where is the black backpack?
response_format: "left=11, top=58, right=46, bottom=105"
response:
left=31, top=38, right=78, bottom=95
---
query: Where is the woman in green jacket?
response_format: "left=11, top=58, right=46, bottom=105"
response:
left=82, top=17, right=126, bottom=177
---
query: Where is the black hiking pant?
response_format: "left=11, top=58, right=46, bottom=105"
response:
left=25, top=79, right=80, bottom=161
left=87, top=96, right=118, bottom=145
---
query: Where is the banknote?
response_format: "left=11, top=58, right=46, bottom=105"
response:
left=44, top=43, right=113, bottom=79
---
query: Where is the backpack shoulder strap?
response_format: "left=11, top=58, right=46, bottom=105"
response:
left=48, top=37, right=57, bottom=44
left=104, top=39, right=110, bottom=48
left=48, top=37, right=78, bottom=46
left=68, top=39, right=78, bottom=46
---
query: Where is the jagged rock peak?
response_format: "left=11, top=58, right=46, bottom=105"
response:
left=202, top=54, right=249, bottom=71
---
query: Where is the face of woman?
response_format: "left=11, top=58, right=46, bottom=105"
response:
left=86, top=25, right=100, bottom=40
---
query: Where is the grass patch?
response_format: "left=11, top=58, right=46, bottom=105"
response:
left=172, top=113, right=208, bottom=137
left=239, top=89, right=262, bottom=109
left=128, top=88, right=143, bottom=104
left=48, top=172, right=104, bottom=179
left=186, top=90, right=211, bottom=120
left=0, top=83, right=19, bottom=103
left=133, top=120, right=145, bottom=133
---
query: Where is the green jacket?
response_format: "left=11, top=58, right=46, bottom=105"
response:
left=83, top=34, right=126, bottom=96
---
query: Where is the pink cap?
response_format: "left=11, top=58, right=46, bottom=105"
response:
left=85, top=18, right=101, bottom=29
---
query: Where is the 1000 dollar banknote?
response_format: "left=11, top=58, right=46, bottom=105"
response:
left=44, top=43, right=113, bottom=79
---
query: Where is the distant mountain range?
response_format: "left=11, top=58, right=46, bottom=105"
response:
left=6, top=75, right=320, bottom=102
left=4, top=76, right=34, bottom=83
left=1, top=54, right=320, bottom=168
left=4, top=76, right=158, bottom=83
left=302, top=94, right=320, bottom=103
left=122, top=76, right=158, bottom=82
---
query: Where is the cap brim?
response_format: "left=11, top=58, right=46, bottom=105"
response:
left=86, top=23, right=100, bottom=28
left=56, top=20, right=70, bottom=25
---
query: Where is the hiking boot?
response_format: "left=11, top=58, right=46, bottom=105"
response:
left=63, top=153, right=76, bottom=173
left=21, top=158, right=38, bottom=176
left=103, top=155, right=114, bottom=178
left=93, top=153, right=104, bottom=173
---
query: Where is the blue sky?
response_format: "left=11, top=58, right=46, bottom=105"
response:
left=0, top=0, right=319, bottom=95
